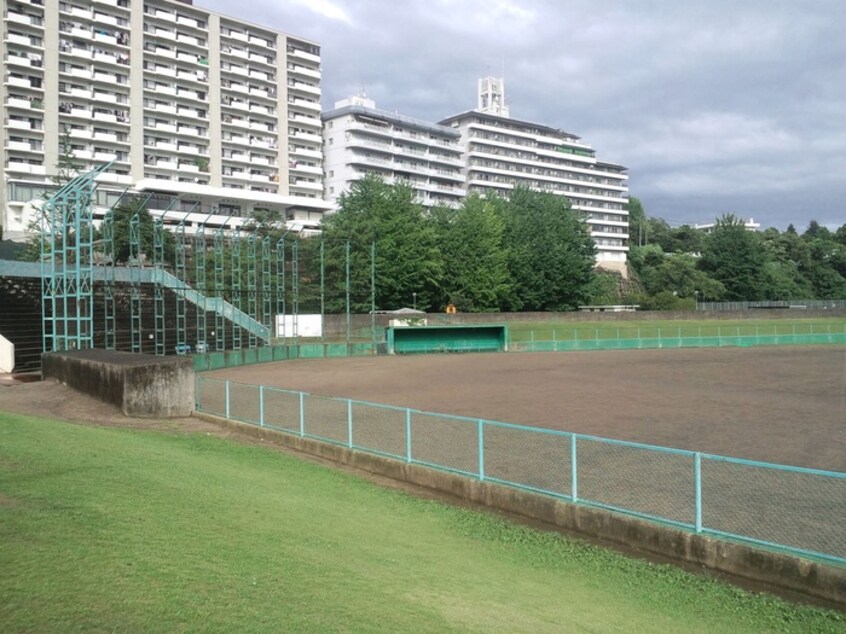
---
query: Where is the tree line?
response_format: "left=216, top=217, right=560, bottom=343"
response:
left=626, top=197, right=846, bottom=309
left=13, top=173, right=845, bottom=312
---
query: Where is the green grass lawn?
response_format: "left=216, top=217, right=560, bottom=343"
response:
left=1, top=412, right=843, bottom=633
left=506, top=317, right=846, bottom=342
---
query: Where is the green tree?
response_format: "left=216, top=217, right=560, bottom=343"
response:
left=110, top=201, right=175, bottom=265
left=697, top=214, right=770, bottom=301
left=638, top=252, right=725, bottom=301
left=501, top=186, right=596, bottom=311
left=432, top=195, right=512, bottom=311
left=626, top=196, right=646, bottom=247
left=322, top=175, right=442, bottom=312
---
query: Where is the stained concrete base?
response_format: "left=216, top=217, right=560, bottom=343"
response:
left=43, top=349, right=194, bottom=417
left=195, top=412, right=846, bottom=609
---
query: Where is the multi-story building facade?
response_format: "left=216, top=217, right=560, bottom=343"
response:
left=322, top=95, right=465, bottom=209
left=1, top=0, right=330, bottom=240
left=440, top=78, right=630, bottom=270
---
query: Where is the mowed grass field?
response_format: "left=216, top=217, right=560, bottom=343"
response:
left=1, top=413, right=843, bottom=633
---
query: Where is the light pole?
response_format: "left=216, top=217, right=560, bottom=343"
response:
left=412, top=292, right=417, bottom=311
left=694, top=290, right=700, bottom=311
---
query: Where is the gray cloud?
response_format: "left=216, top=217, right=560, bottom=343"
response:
left=203, top=0, right=846, bottom=230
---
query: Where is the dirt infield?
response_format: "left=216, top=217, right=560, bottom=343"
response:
left=205, top=346, right=846, bottom=472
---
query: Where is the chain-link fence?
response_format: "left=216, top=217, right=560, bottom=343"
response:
left=196, top=376, right=846, bottom=564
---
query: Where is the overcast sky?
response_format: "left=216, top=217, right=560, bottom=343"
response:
left=203, top=0, right=846, bottom=231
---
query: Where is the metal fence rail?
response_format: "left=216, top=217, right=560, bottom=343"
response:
left=196, top=376, right=846, bottom=565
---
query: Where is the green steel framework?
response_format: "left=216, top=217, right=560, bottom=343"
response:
left=230, top=231, right=242, bottom=350
left=247, top=235, right=258, bottom=349
left=40, top=163, right=113, bottom=352
left=194, top=218, right=209, bottom=351
left=153, top=218, right=165, bottom=356
left=175, top=215, right=188, bottom=351
left=213, top=222, right=227, bottom=352
left=129, top=212, right=141, bottom=353
left=261, top=237, right=272, bottom=337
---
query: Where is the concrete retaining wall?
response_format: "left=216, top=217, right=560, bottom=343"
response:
left=196, top=413, right=846, bottom=608
left=42, top=349, right=194, bottom=417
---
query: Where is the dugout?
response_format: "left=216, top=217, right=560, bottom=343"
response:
left=386, top=324, right=507, bottom=354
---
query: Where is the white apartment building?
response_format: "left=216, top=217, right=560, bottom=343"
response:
left=1, top=0, right=330, bottom=241
left=440, top=78, right=630, bottom=271
left=322, top=95, right=465, bottom=209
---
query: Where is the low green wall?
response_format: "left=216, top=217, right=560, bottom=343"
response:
left=194, top=331, right=844, bottom=372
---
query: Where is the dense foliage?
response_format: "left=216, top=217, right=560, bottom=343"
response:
left=628, top=199, right=846, bottom=308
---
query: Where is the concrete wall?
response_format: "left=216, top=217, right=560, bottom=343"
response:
left=195, top=413, right=846, bottom=608
left=42, top=349, right=195, bottom=417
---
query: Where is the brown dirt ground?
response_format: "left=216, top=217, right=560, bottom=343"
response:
left=204, top=346, right=846, bottom=472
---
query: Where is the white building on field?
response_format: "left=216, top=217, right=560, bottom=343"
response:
left=322, top=94, right=465, bottom=209
left=439, top=77, right=630, bottom=271
left=1, top=0, right=330, bottom=240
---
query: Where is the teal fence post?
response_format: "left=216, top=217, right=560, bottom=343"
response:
left=347, top=399, right=353, bottom=448
left=406, top=408, right=412, bottom=463
left=299, top=392, right=305, bottom=437
left=225, top=380, right=230, bottom=419
left=259, top=385, right=264, bottom=427
left=695, top=452, right=702, bottom=532
left=571, top=434, right=578, bottom=502
left=196, top=377, right=202, bottom=411
left=478, top=419, right=485, bottom=481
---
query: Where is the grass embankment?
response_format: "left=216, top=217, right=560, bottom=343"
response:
left=507, top=317, right=846, bottom=342
left=1, top=413, right=842, bottom=632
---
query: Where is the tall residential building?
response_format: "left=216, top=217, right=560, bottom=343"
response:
left=440, top=78, right=630, bottom=271
left=321, top=95, right=465, bottom=209
left=1, top=0, right=330, bottom=240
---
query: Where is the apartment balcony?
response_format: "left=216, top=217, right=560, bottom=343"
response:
left=175, top=51, right=197, bottom=64
left=249, top=121, right=273, bottom=133
left=63, top=45, right=90, bottom=58
left=99, top=172, right=133, bottom=185
left=68, top=127, right=89, bottom=138
left=176, top=33, right=200, bottom=47
left=149, top=103, right=177, bottom=115
left=289, top=114, right=320, bottom=129
left=180, top=163, right=200, bottom=173
left=149, top=65, right=177, bottom=77
left=93, top=91, right=119, bottom=104
left=226, top=30, right=249, bottom=43
left=224, top=134, right=249, bottom=146
left=153, top=159, right=178, bottom=170
left=148, top=8, right=175, bottom=22
left=248, top=53, right=273, bottom=66
left=248, top=35, right=272, bottom=48
left=94, top=70, right=121, bottom=85
left=68, top=107, right=92, bottom=118
left=175, top=69, right=206, bottom=83
left=94, top=150, right=117, bottom=161
left=224, top=100, right=249, bottom=111
left=93, top=0, right=124, bottom=8
left=288, top=82, right=320, bottom=97
left=95, top=13, right=119, bottom=27
left=176, top=15, right=201, bottom=29
left=5, top=33, right=34, bottom=47
left=69, top=66, right=93, bottom=79
left=290, top=131, right=321, bottom=144
left=176, top=124, right=205, bottom=137
left=68, top=26, right=90, bottom=39
left=290, top=179, right=321, bottom=191
left=6, top=96, right=31, bottom=109
left=248, top=70, right=274, bottom=83
left=152, top=141, right=177, bottom=152
left=287, top=48, right=320, bottom=64
left=5, top=52, right=38, bottom=67
left=93, top=131, right=119, bottom=143
left=250, top=104, right=275, bottom=116
left=5, top=75, right=33, bottom=88
left=224, top=65, right=249, bottom=77
left=249, top=172, right=273, bottom=183
left=5, top=12, right=42, bottom=27
left=228, top=83, right=249, bottom=94
left=154, top=122, right=177, bottom=133
left=152, top=84, right=176, bottom=96
left=290, top=146, right=321, bottom=160
left=224, top=47, right=249, bottom=60
left=92, top=111, right=118, bottom=122
left=73, top=149, right=94, bottom=159
left=223, top=151, right=248, bottom=161
left=290, top=163, right=321, bottom=176
left=6, top=140, right=38, bottom=152
left=289, top=97, right=320, bottom=112
left=5, top=161, right=45, bottom=175
left=288, top=65, right=320, bottom=80
left=92, top=32, right=118, bottom=46
left=176, top=107, right=204, bottom=119
left=68, top=6, right=91, bottom=19
left=249, top=137, right=277, bottom=150
left=250, top=155, right=275, bottom=167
